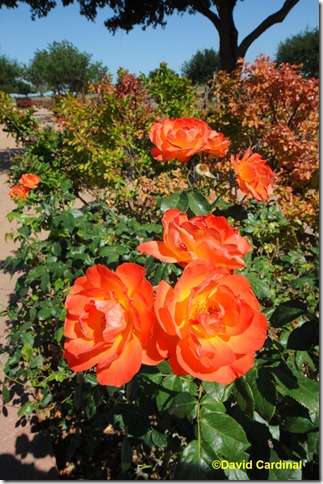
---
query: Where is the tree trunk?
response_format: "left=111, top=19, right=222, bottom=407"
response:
left=195, top=0, right=300, bottom=73
left=216, top=0, right=239, bottom=73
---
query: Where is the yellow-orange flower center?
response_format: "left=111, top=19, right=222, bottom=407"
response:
left=189, top=302, right=225, bottom=338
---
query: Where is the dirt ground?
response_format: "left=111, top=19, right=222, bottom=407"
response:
left=0, top=113, right=59, bottom=479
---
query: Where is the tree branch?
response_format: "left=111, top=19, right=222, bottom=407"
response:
left=192, top=0, right=221, bottom=31
left=237, top=0, right=300, bottom=58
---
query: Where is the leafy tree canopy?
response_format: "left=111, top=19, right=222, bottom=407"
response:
left=0, top=55, right=34, bottom=95
left=0, top=0, right=301, bottom=72
left=26, top=40, right=108, bottom=95
left=181, top=48, right=220, bottom=85
left=275, top=27, right=319, bottom=78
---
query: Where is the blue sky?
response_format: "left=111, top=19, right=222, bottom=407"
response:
left=0, top=0, right=319, bottom=78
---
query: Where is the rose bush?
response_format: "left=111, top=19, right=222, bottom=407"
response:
left=137, top=209, right=252, bottom=269
left=154, top=260, right=268, bottom=383
left=64, top=263, right=162, bottom=387
left=1, top=79, right=318, bottom=479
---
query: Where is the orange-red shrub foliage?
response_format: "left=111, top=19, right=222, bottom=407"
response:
left=209, top=56, right=319, bottom=229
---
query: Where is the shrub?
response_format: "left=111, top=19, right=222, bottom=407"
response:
left=15, top=98, right=35, bottom=109
left=209, top=56, right=319, bottom=230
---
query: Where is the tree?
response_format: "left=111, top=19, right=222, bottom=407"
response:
left=25, top=49, right=50, bottom=95
left=181, top=48, right=220, bottom=84
left=275, top=27, right=319, bottom=78
left=26, top=40, right=108, bottom=95
left=0, top=0, right=301, bottom=72
left=0, top=55, right=34, bottom=95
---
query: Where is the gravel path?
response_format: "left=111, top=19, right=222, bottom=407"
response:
left=0, top=120, right=59, bottom=479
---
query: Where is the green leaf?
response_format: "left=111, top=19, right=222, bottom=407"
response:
left=200, top=410, right=250, bottom=461
left=267, top=450, right=302, bottom=480
left=290, top=276, right=316, bottom=288
left=20, top=332, right=34, bottom=346
left=69, top=208, right=84, bottom=219
left=152, top=263, right=169, bottom=286
left=37, top=307, right=53, bottom=321
left=200, top=394, right=226, bottom=414
left=29, top=354, right=44, bottom=369
left=243, top=273, right=271, bottom=299
left=284, top=416, right=318, bottom=434
left=233, top=377, right=255, bottom=420
left=18, top=401, right=34, bottom=417
left=187, top=192, right=211, bottom=215
left=39, top=392, right=53, bottom=409
left=85, top=398, right=97, bottom=419
left=84, top=373, right=99, bottom=387
left=175, top=439, right=220, bottom=480
left=40, top=270, right=50, bottom=292
left=247, top=367, right=276, bottom=422
left=21, top=343, right=33, bottom=362
left=270, top=300, right=307, bottom=328
left=150, top=428, right=168, bottom=448
left=162, top=374, right=198, bottom=395
left=59, top=211, right=76, bottom=231
left=2, top=385, right=11, bottom=403
left=272, top=362, right=319, bottom=413
left=156, top=375, right=197, bottom=413
left=168, top=392, right=197, bottom=421
left=160, top=191, right=188, bottom=213
left=51, top=242, right=62, bottom=257
left=202, top=381, right=233, bottom=403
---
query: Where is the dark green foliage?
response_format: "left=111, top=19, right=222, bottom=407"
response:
left=275, top=27, right=319, bottom=78
left=0, top=55, right=34, bottom=95
left=181, top=48, right=220, bottom=85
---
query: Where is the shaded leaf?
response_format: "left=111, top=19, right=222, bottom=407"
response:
left=168, top=392, right=197, bottom=421
left=270, top=300, right=307, bottom=328
left=246, top=367, right=276, bottom=422
left=175, top=439, right=221, bottom=480
left=287, top=320, right=319, bottom=350
left=272, top=362, right=319, bottom=413
left=187, top=192, right=211, bottom=215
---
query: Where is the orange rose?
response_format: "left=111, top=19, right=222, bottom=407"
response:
left=154, top=260, right=268, bottom=384
left=137, top=209, right=252, bottom=269
left=231, top=148, right=274, bottom=202
left=9, top=185, right=30, bottom=199
left=64, top=263, right=163, bottom=387
left=149, top=118, right=211, bottom=162
left=18, top=173, right=40, bottom=189
left=202, top=130, right=231, bottom=157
